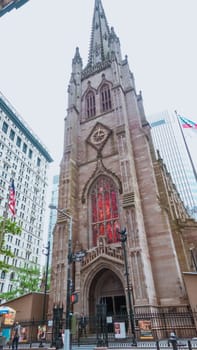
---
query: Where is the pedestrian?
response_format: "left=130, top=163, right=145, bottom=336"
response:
left=11, top=322, right=21, bottom=350
left=78, top=313, right=87, bottom=337
left=169, top=330, right=178, bottom=350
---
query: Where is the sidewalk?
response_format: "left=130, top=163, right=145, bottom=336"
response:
left=3, top=339, right=197, bottom=350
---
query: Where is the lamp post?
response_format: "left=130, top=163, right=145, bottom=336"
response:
left=118, top=228, right=137, bottom=346
left=49, top=204, right=73, bottom=350
left=42, top=241, right=50, bottom=322
left=38, top=241, right=50, bottom=348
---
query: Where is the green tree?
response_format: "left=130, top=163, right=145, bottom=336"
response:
left=0, top=217, right=42, bottom=302
left=0, top=216, right=22, bottom=270
left=0, top=266, right=41, bottom=301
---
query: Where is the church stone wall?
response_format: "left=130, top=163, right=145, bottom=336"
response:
left=49, top=0, right=197, bottom=323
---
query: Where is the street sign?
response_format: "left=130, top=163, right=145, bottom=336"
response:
left=72, top=250, right=87, bottom=262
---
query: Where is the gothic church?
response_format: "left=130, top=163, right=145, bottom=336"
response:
left=49, top=0, right=197, bottom=324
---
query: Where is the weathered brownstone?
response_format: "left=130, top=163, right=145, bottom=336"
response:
left=48, top=0, right=197, bottom=332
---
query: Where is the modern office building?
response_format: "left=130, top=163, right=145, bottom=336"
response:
left=47, top=175, right=59, bottom=266
left=149, top=110, right=197, bottom=219
left=0, top=91, right=52, bottom=296
left=49, top=0, right=197, bottom=337
left=0, top=0, right=29, bottom=17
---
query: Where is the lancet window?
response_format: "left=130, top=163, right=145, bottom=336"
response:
left=100, top=84, right=112, bottom=112
left=86, top=91, right=96, bottom=118
left=90, top=176, right=120, bottom=246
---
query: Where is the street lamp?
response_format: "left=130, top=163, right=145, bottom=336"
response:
left=118, top=228, right=137, bottom=346
left=42, top=241, right=50, bottom=322
left=49, top=204, right=73, bottom=350
left=39, top=241, right=50, bottom=348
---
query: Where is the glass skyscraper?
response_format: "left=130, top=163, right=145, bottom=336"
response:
left=148, top=110, right=197, bottom=219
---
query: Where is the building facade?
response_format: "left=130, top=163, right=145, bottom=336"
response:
left=49, top=0, right=197, bottom=328
left=149, top=110, right=197, bottom=219
left=0, top=91, right=52, bottom=296
left=0, top=0, right=29, bottom=17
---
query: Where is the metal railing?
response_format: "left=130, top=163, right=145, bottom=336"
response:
left=0, top=309, right=196, bottom=348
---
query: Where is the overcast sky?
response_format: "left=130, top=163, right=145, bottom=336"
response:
left=1, top=0, right=197, bottom=185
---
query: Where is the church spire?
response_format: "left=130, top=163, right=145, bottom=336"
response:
left=88, top=0, right=110, bottom=66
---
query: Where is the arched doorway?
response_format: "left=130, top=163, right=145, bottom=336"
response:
left=89, top=268, right=126, bottom=317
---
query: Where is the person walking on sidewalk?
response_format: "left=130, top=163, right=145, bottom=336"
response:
left=169, top=330, right=178, bottom=350
left=11, top=322, right=21, bottom=350
left=78, top=313, right=88, bottom=337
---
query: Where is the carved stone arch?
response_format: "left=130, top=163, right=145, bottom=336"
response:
left=97, top=76, right=113, bottom=113
left=81, top=259, right=125, bottom=315
left=82, top=82, right=97, bottom=119
left=96, top=74, right=113, bottom=94
left=81, top=158, right=122, bottom=204
left=81, top=81, right=97, bottom=102
left=83, top=260, right=125, bottom=295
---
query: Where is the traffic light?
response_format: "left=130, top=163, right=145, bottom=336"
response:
left=119, top=228, right=127, bottom=242
left=70, top=292, right=78, bottom=304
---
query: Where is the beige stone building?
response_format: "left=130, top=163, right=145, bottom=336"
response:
left=49, top=0, right=197, bottom=332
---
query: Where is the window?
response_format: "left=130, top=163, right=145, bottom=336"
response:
left=23, top=143, right=27, bottom=154
left=28, top=149, right=33, bottom=159
left=0, top=283, right=4, bottom=292
left=8, top=284, right=13, bottom=292
left=9, top=129, right=15, bottom=141
left=1, top=271, right=6, bottom=279
left=16, top=136, right=21, bottom=148
left=37, top=157, right=41, bottom=167
left=100, top=84, right=112, bottom=112
left=86, top=91, right=96, bottom=118
left=10, top=272, right=15, bottom=280
left=2, top=121, right=8, bottom=134
left=90, top=176, right=120, bottom=246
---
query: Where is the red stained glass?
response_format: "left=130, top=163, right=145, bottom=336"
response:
left=105, top=191, right=111, bottom=219
left=91, top=194, right=97, bottom=222
left=99, top=211, right=104, bottom=221
left=99, top=223, right=104, bottom=235
left=111, top=191, right=118, bottom=218
left=113, top=221, right=120, bottom=243
left=113, top=220, right=120, bottom=233
left=91, top=176, right=120, bottom=246
left=92, top=224, right=98, bottom=246
left=106, top=222, right=113, bottom=243
left=105, top=182, right=110, bottom=191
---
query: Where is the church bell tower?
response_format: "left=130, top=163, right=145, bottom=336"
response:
left=49, top=0, right=194, bottom=323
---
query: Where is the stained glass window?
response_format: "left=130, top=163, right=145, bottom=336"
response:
left=100, top=84, right=112, bottom=112
left=90, top=176, right=120, bottom=246
left=86, top=91, right=96, bottom=118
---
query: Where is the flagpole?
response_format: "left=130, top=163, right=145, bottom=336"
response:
left=0, top=201, right=9, bottom=252
left=175, top=110, right=197, bottom=183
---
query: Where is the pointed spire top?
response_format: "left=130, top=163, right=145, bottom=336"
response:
left=88, top=0, right=110, bottom=66
left=72, top=47, right=82, bottom=66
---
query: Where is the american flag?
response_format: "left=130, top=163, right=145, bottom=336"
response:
left=9, top=179, right=16, bottom=216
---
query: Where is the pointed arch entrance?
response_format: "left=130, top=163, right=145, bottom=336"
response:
left=89, top=268, right=126, bottom=317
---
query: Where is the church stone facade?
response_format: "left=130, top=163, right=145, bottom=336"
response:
left=48, top=0, right=197, bottom=321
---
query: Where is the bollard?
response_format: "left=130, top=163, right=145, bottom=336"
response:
left=188, top=340, right=192, bottom=350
